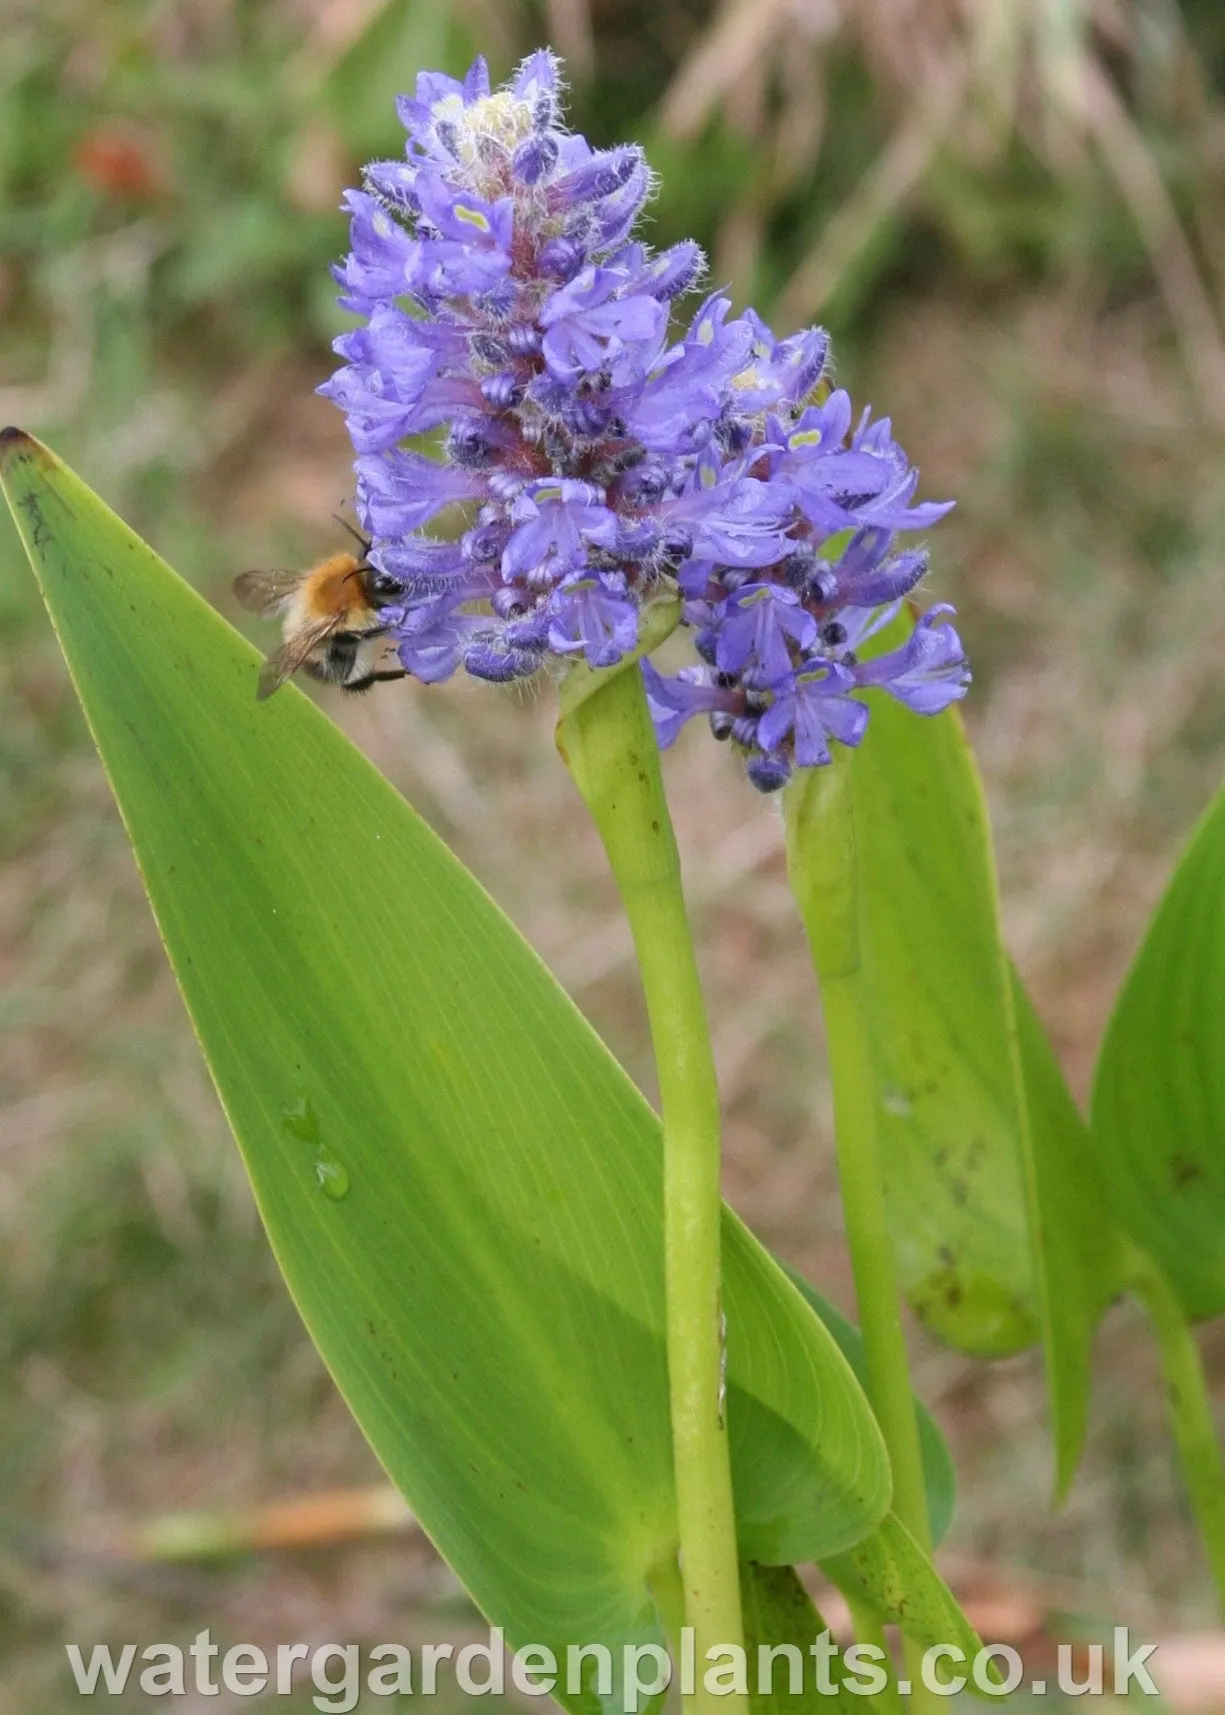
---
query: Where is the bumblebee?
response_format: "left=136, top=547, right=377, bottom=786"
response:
left=234, top=549, right=405, bottom=700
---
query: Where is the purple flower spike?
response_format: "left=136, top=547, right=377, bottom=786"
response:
left=321, top=49, right=963, bottom=785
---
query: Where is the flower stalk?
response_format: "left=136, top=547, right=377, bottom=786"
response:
left=558, top=655, right=746, bottom=1715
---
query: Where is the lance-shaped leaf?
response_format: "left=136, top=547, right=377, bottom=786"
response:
left=1009, top=971, right=1126, bottom=1491
left=786, top=636, right=1128, bottom=1494
left=739, top=1563, right=878, bottom=1715
left=0, top=430, right=892, bottom=1709
left=1091, top=788, right=1225, bottom=1602
left=834, top=697, right=1037, bottom=1357
left=1092, top=785, right=1225, bottom=1317
left=821, top=1512, right=984, bottom=1662
left=781, top=1283, right=987, bottom=1671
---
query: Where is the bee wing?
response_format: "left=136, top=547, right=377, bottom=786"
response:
left=233, top=568, right=303, bottom=618
left=255, top=616, right=343, bottom=700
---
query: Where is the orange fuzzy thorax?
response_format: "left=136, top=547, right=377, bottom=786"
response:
left=289, top=554, right=375, bottom=631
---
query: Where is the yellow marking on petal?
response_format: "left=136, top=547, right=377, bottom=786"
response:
left=453, top=202, right=493, bottom=234
left=534, top=483, right=564, bottom=504
left=699, top=463, right=718, bottom=489
left=789, top=428, right=824, bottom=448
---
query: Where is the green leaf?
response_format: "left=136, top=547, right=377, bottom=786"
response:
left=782, top=1268, right=957, bottom=1545
left=808, top=639, right=1225, bottom=1597
left=1009, top=972, right=1126, bottom=1493
left=841, top=693, right=1037, bottom=1357
left=0, top=431, right=891, bottom=1705
left=1089, top=784, right=1225, bottom=1603
left=1120, top=1245, right=1225, bottom=1605
left=739, top=1563, right=878, bottom=1715
left=789, top=635, right=1129, bottom=1492
left=782, top=1272, right=987, bottom=1666
left=1092, top=784, right=1225, bottom=1316
left=821, top=1512, right=983, bottom=1662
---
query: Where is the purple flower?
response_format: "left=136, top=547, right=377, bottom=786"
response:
left=756, top=665, right=869, bottom=768
left=548, top=572, right=640, bottom=669
left=824, top=527, right=929, bottom=608
left=621, top=296, right=755, bottom=456
left=539, top=267, right=667, bottom=382
left=852, top=606, right=970, bottom=713
left=502, top=482, right=619, bottom=588
left=641, top=659, right=738, bottom=749
left=663, top=472, right=793, bottom=570
left=714, top=583, right=818, bottom=684
left=729, top=313, right=830, bottom=417
left=393, top=594, right=481, bottom=683
left=317, top=50, right=963, bottom=789
left=356, top=450, right=484, bottom=536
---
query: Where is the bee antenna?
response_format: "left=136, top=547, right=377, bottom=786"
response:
left=332, top=512, right=371, bottom=555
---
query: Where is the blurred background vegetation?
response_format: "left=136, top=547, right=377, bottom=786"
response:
left=4, top=0, right=1225, bottom=1708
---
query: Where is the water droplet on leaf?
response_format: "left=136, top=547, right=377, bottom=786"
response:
left=315, top=1155, right=350, bottom=1200
left=283, top=1096, right=348, bottom=1199
left=281, top=1095, right=320, bottom=1145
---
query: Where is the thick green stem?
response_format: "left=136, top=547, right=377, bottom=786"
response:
left=1126, top=1245, right=1225, bottom=1610
left=785, top=755, right=942, bottom=1715
left=558, top=658, right=746, bottom=1715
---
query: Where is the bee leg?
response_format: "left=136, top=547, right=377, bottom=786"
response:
left=341, top=669, right=409, bottom=694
